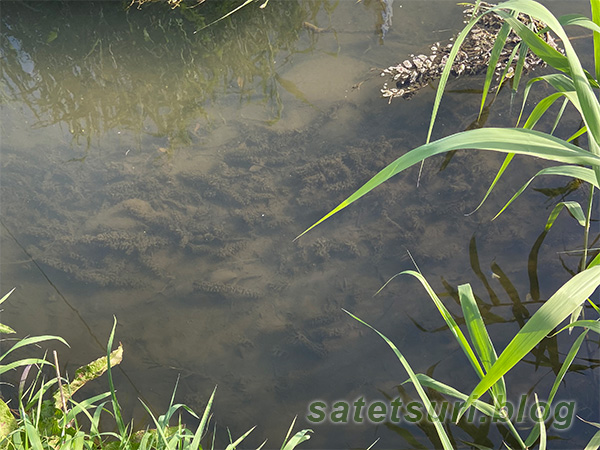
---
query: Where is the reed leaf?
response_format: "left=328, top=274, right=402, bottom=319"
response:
left=458, top=284, right=505, bottom=405
left=106, top=317, right=126, bottom=438
left=344, top=309, right=454, bottom=450
left=544, top=201, right=586, bottom=231
left=534, top=394, right=547, bottom=450
left=592, top=0, right=600, bottom=81
left=396, top=271, right=485, bottom=379
left=427, top=1, right=485, bottom=144
left=524, top=329, right=589, bottom=446
left=480, top=20, right=512, bottom=117
left=554, top=319, right=600, bottom=335
left=496, top=1, right=600, bottom=151
left=297, top=128, right=600, bottom=239
left=410, top=374, right=499, bottom=419
left=583, top=419, right=600, bottom=450
left=460, top=265, right=600, bottom=417
left=493, top=166, right=596, bottom=220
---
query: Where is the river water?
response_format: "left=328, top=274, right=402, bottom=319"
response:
left=0, top=1, right=597, bottom=448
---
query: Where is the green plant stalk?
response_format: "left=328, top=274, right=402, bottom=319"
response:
left=582, top=184, right=595, bottom=272
left=106, top=317, right=127, bottom=440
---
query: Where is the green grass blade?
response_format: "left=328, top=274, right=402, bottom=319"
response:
left=497, top=11, right=568, bottom=72
left=511, top=38, right=528, bottom=94
left=585, top=429, right=600, bottom=450
left=23, top=416, right=43, bottom=450
left=554, top=319, right=600, bottom=335
left=497, top=43, right=521, bottom=100
left=524, top=329, right=589, bottom=447
left=480, top=21, right=512, bottom=117
left=224, top=426, right=256, bottom=450
left=63, top=393, right=112, bottom=428
left=427, top=4, right=485, bottom=144
left=344, top=309, right=454, bottom=450
left=0, top=335, right=69, bottom=363
left=410, top=374, right=498, bottom=418
left=582, top=418, right=600, bottom=450
left=568, top=125, right=588, bottom=142
left=0, top=358, right=54, bottom=376
left=466, top=153, right=514, bottom=217
left=0, top=288, right=15, bottom=306
left=559, top=13, right=600, bottom=34
left=281, top=429, right=312, bottom=450
left=281, top=415, right=297, bottom=450
left=522, top=92, right=565, bottom=130
left=534, top=394, right=547, bottom=450
left=0, top=324, right=16, bottom=335
left=498, top=1, right=600, bottom=152
left=106, top=317, right=126, bottom=438
left=544, top=201, right=586, bottom=231
left=190, top=386, right=216, bottom=450
left=550, top=98, right=570, bottom=134
left=492, top=166, right=597, bottom=220
left=458, top=284, right=505, bottom=405
left=461, top=265, right=600, bottom=416
left=297, top=128, right=600, bottom=239
left=592, top=0, right=600, bottom=81
left=588, top=252, right=600, bottom=269
left=403, top=271, right=485, bottom=379
left=139, top=398, right=173, bottom=449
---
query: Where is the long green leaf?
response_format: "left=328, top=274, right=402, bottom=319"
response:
left=0, top=335, right=68, bottom=363
left=0, top=288, right=15, bottom=306
left=592, top=0, right=600, bottom=81
left=493, top=166, right=597, bottom=220
left=554, top=319, right=600, bottom=335
left=458, top=284, right=505, bottom=405
left=544, top=201, right=586, bottom=231
left=534, top=394, right=547, bottom=450
left=497, top=0, right=600, bottom=154
left=524, top=329, right=589, bottom=446
left=410, top=374, right=498, bottom=419
left=106, top=317, right=126, bottom=438
left=466, top=153, right=514, bottom=217
left=522, top=92, right=565, bottom=130
left=190, top=386, right=216, bottom=450
left=480, top=20, right=512, bottom=117
left=412, top=374, right=530, bottom=448
left=281, top=429, right=312, bottom=450
left=344, top=309, right=454, bottom=450
left=297, top=128, right=600, bottom=239
left=582, top=418, right=600, bottom=450
left=400, top=271, right=484, bottom=378
left=461, top=265, right=600, bottom=416
left=224, top=426, right=256, bottom=450
left=427, top=2, right=485, bottom=143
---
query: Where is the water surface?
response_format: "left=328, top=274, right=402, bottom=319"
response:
left=1, top=1, right=597, bottom=448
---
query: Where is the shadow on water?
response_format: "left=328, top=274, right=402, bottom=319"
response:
left=1, top=0, right=598, bottom=448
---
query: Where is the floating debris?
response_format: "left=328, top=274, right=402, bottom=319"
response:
left=381, top=2, right=559, bottom=101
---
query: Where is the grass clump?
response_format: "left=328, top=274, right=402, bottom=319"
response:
left=0, top=299, right=312, bottom=450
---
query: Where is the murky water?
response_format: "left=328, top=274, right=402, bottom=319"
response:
left=1, top=1, right=597, bottom=448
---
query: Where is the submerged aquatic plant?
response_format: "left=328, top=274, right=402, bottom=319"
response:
left=299, top=0, right=600, bottom=447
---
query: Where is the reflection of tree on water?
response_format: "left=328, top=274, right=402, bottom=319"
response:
left=0, top=0, right=337, bottom=151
